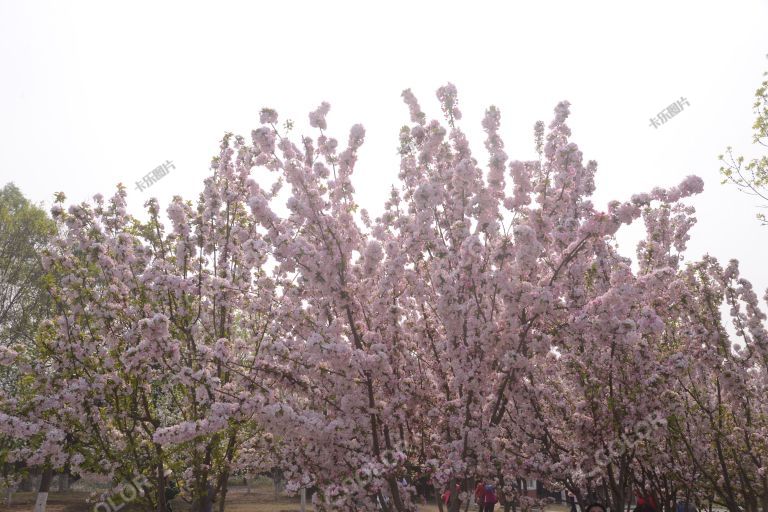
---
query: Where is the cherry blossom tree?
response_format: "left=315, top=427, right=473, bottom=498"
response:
left=197, top=106, right=434, bottom=512
left=498, top=200, right=700, bottom=511
left=2, top=136, right=283, bottom=512
left=661, top=256, right=768, bottom=512
left=180, top=85, right=706, bottom=512
left=386, top=87, right=704, bottom=512
left=7, top=83, right=768, bottom=512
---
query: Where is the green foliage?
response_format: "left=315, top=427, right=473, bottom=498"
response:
left=720, top=57, right=768, bottom=224
left=0, top=183, right=55, bottom=345
left=0, top=183, right=56, bottom=486
left=0, top=183, right=55, bottom=392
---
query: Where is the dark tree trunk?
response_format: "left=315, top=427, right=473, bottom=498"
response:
left=202, top=482, right=214, bottom=512
left=19, top=470, right=36, bottom=492
left=192, top=482, right=214, bottom=512
left=57, top=471, right=70, bottom=492
left=217, top=472, right=229, bottom=512
left=156, top=463, right=168, bottom=512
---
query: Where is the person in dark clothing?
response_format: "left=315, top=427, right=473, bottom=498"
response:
left=676, top=501, right=698, bottom=512
left=482, top=484, right=498, bottom=512
left=566, top=493, right=578, bottom=512
left=164, top=480, right=180, bottom=512
left=586, top=503, right=607, bottom=512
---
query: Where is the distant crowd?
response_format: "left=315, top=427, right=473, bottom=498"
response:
left=441, top=482, right=499, bottom=511
left=568, top=493, right=699, bottom=512
left=438, top=484, right=699, bottom=512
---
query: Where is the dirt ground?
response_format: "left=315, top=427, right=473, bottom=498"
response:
left=0, top=482, right=445, bottom=512
left=1, top=478, right=575, bottom=512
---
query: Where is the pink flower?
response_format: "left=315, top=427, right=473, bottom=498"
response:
left=309, top=101, right=331, bottom=130
left=436, top=82, right=462, bottom=121
left=401, top=88, right=425, bottom=124
left=260, top=108, right=278, bottom=124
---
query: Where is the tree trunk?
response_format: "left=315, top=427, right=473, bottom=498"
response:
left=300, top=488, right=306, bottom=512
left=57, top=472, right=70, bottom=493
left=762, top=488, right=768, bottom=512
left=202, top=482, right=214, bottom=512
left=386, top=475, right=406, bottom=512
left=33, top=468, right=53, bottom=512
left=156, top=464, right=168, bottom=512
left=192, top=481, right=214, bottom=512
left=271, top=468, right=283, bottom=500
left=19, top=471, right=35, bottom=492
left=217, top=473, right=228, bottom=512
left=463, top=478, right=474, bottom=512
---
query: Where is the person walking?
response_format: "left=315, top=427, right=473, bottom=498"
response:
left=474, top=481, right=486, bottom=512
left=164, top=479, right=179, bottom=512
left=483, top=484, right=498, bottom=512
left=567, top=492, right=578, bottom=512
left=442, top=483, right=461, bottom=508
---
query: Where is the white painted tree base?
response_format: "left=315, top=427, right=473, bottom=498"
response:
left=33, top=491, right=48, bottom=512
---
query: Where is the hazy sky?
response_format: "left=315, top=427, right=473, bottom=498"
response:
left=1, top=1, right=767, bottom=293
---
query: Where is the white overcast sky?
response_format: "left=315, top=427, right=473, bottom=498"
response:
left=1, top=1, right=767, bottom=294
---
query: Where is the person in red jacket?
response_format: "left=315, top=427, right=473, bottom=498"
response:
left=442, top=483, right=462, bottom=507
left=636, top=491, right=658, bottom=511
left=474, top=482, right=486, bottom=512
